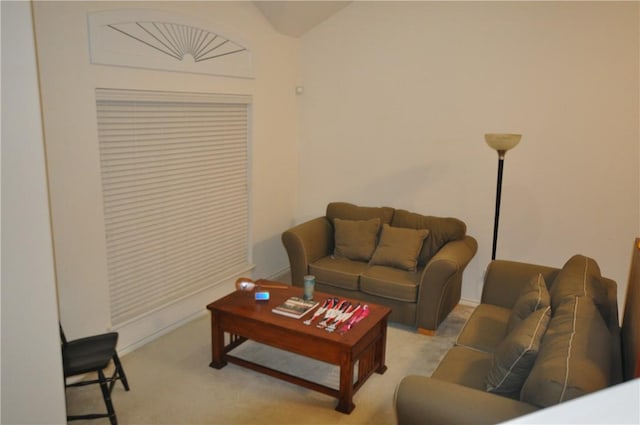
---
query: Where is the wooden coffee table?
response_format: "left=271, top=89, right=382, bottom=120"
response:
left=206, top=281, right=391, bottom=413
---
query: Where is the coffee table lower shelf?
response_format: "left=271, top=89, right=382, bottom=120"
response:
left=223, top=348, right=340, bottom=400
left=209, top=333, right=387, bottom=413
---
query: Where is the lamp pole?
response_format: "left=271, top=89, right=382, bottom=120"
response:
left=485, top=133, right=521, bottom=261
left=491, top=150, right=506, bottom=261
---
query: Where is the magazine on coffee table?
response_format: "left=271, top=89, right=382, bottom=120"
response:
left=272, top=296, right=319, bottom=319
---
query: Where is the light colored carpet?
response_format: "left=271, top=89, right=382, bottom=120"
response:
left=65, top=304, right=473, bottom=425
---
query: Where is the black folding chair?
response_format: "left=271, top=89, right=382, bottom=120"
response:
left=60, top=325, right=130, bottom=425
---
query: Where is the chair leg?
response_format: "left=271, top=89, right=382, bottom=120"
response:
left=98, top=369, right=118, bottom=425
left=111, top=353, right=130, bottom=391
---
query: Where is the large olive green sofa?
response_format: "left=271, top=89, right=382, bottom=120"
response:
left=395, top=254, right=630, bottom=424
left=281, top=202, right=477, bottom=334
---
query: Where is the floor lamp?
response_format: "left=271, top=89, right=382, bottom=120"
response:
left=485, top=133, right=521, bottom=260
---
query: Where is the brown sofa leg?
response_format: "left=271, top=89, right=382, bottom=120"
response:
left=417, top=328, right=436, bottom=336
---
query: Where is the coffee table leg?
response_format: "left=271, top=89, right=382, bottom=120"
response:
left=376, top=319, right=388, bottom=374
left=209, top=310, right=227, bottom=369
left=336, top=353, right=355, bottom=414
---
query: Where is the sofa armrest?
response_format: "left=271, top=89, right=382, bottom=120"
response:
left=281, top=217, right=333, bottom=287
left=394, top=376, right=538, bottom=425
left=416, top=236, right=477, bottom=331
left=482, top=260, right=560, bottom=309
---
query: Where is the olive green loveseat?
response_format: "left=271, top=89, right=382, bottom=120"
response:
left=281, top=202, right=477, bottom=334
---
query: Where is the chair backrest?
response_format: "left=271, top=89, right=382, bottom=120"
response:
left=622, top=238, right=640, bottom=381
left=59, top=323, right=68, bottom=345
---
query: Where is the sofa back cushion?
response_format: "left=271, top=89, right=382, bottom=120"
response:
left=333, top=218, right=381, bottom=261
left=391, top=209, right=466, bottom=265
left=327, top=202, right=395, bottom=227
left=507, top=274, right=550, bottom=334
left=549, top=254, right=608, bottom=320
left=520, top=296, right=611, bottom=407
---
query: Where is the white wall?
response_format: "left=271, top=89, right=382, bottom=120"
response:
left=28, top=0, right=640, bottom=350
left=32, top=1, right=300, bottom=349
left=298, top=1, right=640, bottom=304
left=0, top=1, right=67, bottom=423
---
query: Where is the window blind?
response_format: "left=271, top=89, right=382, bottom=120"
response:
left=95, top=89, right=251, bottom=327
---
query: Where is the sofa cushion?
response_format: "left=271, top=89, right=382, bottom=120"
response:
left=360, top=265, right=422, bottom=302
left=521, top=296, right=611, bottom=407
left=391, top=209, right=466, bottom=265
left=326, top=202, right=395, bottom=226
left=369, top=224, right=429, bottom=271
left=456, top=304, right=511, bottom=353
left=549, top=254, right=608, bottom=319
left=507, top=274, right=550, bottom=333
left=431, top=346, right=493, bottom=391
left=486, top=306, right=551, bottom=398
left=333, top=217, right=380, bottom=261
left=309, top=256, right=369, bottom=291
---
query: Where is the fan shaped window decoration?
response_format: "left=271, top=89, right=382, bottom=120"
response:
left=88, top=9, right=253, bottom=78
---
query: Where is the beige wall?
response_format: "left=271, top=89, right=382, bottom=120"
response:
left=298, top=1, right=640, bottom=304
left=32, top=1, right=300, bottom=347
left=29, top=1, right=640, bottom=350
left=1, top=2, right=67, bottom=422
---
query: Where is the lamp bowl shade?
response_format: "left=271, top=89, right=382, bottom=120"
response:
left=485, top=133, right=522, bottom=151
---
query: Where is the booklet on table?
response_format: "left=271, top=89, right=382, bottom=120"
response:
left=272, top=296, right=319, bottom=319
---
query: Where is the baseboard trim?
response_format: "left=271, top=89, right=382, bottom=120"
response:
left=115, top=266, right=291, bottom=357
left=118, top=308, right=209, bottom=357
left=269, top=267, right=292, bottom=284
left=459, top=297, right=479, bottom=307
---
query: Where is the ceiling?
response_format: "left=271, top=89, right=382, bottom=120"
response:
left=253, top=1, right=351, bottom=37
